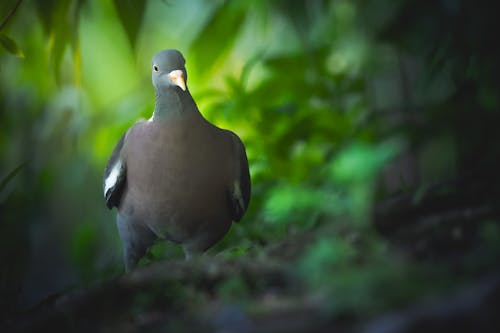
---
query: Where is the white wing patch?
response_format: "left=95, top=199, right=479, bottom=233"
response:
left=104, top=160, right=122, bottom=196
left=233, top=180, right=245, bottom=212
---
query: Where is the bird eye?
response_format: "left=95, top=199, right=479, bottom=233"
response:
left=153, top=65, right=159, bottom=72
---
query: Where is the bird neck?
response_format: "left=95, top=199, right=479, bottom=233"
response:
left=153, top=88, right=198, bottom=121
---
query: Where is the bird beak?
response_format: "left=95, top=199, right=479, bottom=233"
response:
left=168, top=70, right=186, bottom=91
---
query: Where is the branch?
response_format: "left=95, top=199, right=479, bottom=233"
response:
left=0, top=0, right=23, bottom=31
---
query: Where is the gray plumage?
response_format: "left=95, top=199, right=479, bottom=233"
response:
left=103, top=49, right=250, bottom=271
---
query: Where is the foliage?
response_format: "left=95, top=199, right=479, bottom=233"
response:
left=1, top=0, right=500, bottom=324
left=0, top=33, right=23, bottom=58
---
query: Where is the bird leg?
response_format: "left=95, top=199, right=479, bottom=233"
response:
left=116, top=214, right=157, bottom=272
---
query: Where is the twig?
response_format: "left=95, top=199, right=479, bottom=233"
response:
left=0, top=0, right=23, bottom=31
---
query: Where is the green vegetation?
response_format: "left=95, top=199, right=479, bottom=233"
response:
left=1, top=0, right=499, bottom=330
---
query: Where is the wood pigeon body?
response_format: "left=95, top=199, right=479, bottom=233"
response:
left=103, top=49, right=251, bottom=271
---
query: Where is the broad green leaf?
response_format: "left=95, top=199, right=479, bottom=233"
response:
left=113, top=0, right=146, bottom=49
left=0, top=33, right=24, bottom=57
left=34, top=0, right=58, bottom=33
left=189, top=1, right=247, bottom=79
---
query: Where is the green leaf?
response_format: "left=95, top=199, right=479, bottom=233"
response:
left=330, top=140, right=402, bottom=183
left=189, top=1, right=247, bottom=79
left=263, top=184, right=327, bottom=226
left=298, top=238, right=357, bottom=289
left=0, top=33, right=24, bottom=57
left=113, top=0, right=146, bottom=49
left=34, top=0, right=84, bottom=81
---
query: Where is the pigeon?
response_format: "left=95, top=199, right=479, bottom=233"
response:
left=103, top=49, right=250, bottom=271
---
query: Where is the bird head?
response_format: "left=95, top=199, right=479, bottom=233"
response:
left=152, top=49, right=187, bottom=93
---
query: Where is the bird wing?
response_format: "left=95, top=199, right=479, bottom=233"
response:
left=103, top=130, right=128, bottom=209
left=226, top=131, right=251, bottom=221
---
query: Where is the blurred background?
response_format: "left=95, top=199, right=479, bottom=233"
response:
left=1, top=0, right=500, bottom=324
